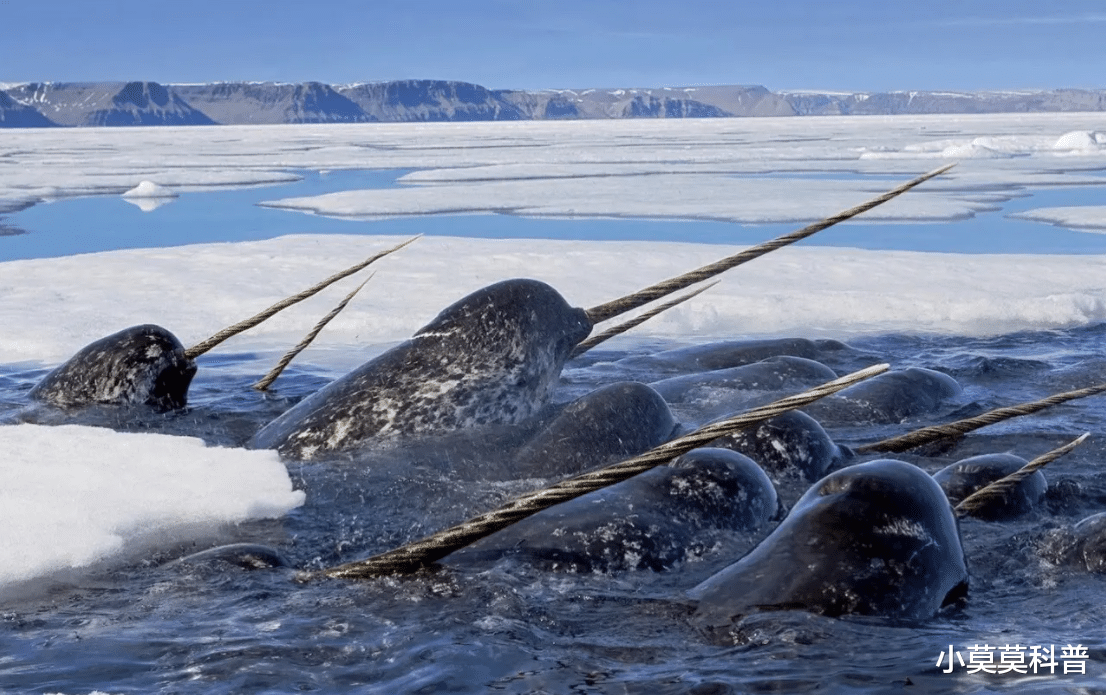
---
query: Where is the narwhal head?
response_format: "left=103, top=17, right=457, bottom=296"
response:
left=29, top=324, right=197, bottom=411
left=410, top=278, right=592, bottom=418
left=28, top=238, right=417, bottom=411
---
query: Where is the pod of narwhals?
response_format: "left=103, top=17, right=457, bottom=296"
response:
left=23, top=270, right=1100, bottom=635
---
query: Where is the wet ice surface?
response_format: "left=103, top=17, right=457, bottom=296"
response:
left=4, top=325, right=1106, bottom=693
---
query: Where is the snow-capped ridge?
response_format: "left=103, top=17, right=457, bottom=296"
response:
left=3, top=81, right=1106, bottom=129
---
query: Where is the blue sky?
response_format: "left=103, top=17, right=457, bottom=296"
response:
left=3, top=0, right=1104, bottom=91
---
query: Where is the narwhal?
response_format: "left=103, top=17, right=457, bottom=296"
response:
left=249, top=165, right=954, bottom=459
left=27, top=238, right=416, bottom=411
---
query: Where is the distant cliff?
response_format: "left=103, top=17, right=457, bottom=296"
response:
left=0, top=89, right=56, bottom=127
left=2, top=79, right=1105, bottom=127
left=174, top=82, right=372, bottom=124
left=501, top=85, right=793, bottom=119
left=5, top=81, right=214, bottom=126
left=338, top=80, right=526, bottom=121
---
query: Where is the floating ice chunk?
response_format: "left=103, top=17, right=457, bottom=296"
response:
left=0, top=424, right=304, bottom=591
left=1053, top=130, right=1105, bottom=151
left=122, top=180, right=177, bottom=199
left=259, top=174, right=983, bottom=224
left=1009, top=206, right=1106, bottom=232
left=121, top=180, right=177, bottom=212
left=940, top=138, right=1016, bottom=159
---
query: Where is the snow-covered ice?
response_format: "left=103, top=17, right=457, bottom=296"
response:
left=121, top=180, right=177, bottom=212
left=3, top=234, right=1106, bottom=372
left=1010, top=206, right=1106, bottom=232
left=2, top=114, right=1106, bottom=219
left=0, top=425, right=304, bottom=593
left=121, top=180, right=177, bottom=199
left=259, top=174, right=991, bottom=223
left=1053, top=130, right=1106, bottom=151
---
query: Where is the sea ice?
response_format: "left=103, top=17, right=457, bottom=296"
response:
left=0, top=424, right=304, bottom=592
left=1053, top=130, right=1106, bottom=151
left=3, top=114, right=1106, bottom=222
left=121, top=180, right=177, bottom=199
left=2, top=234, right=1106, bottom=371
left=1009, top=206, right=1106, bottom=232
left=121, top=180, right=177, bottom=212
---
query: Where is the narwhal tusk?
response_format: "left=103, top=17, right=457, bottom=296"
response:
left=184, top=236, right=418, bottom=360
left=253, top=275, right=373, bottom=391
left=569, top=281, right=719, bottom=360
left=857, top=381, right=1106, bottom=454
left=954, top=433, right=1089, bottom=518
left=584, top=163, right=956, bottom=326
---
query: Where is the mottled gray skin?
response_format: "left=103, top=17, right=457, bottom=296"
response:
left=803, top=367, right=962, bottom=425
left=28, top=324, right=197, bottom=411
left=514, top=381, right=678, bottom=477
left=170, top=543, right=289, bottom=571
left=707, top=410, right=852, bottom=484
left=649, top=356, right=838, bottom=404
left=1036, top=512, right=1106, bottom=574
left=448, top=448, right=778, bottom=573
left=1067, top=513, right=1106, bottom=573
left=689, top=459, right=968, bottom=628
left=616, top=337, right=860, bottom=376
left=249, top=279, right=591, bottom=459
left=933, top=453, right=1046, bottom=521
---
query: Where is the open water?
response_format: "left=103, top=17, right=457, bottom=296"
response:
left=4, top=169, right=1106, bottom=262
left=2, top=173, right=1106, bottom=693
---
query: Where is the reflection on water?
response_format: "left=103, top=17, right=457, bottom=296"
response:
left=4, top=169, right=1106, bottom=261
left=0, top=169, right=409, bottom=261
left=121, top=195, right=175, bottom=213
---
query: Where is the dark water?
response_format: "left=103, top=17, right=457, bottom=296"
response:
left=4, top=169, right=1106, bottom=261
left=2, top=324, right=1106, bottom=693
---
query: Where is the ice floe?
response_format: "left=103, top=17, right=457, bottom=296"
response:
left=1009, top=206, right=1106, bottom=232
left=0, top=424, right=304, bottom=592
left=3, top=234, right=1106, bottom=370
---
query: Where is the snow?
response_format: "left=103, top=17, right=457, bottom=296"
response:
left=121, top=180, right=176, bottom=211
left=778, top=89, right=857, bottom=96
left=261, top=173, right=986, bottom=223
left=3, top=114, right=1106, bottom=219
left=2, top=114, right=1106, bottom=366
left=122, top=180, right=177, bottom=198
left=0, top=425, right=304, bottom=593
left=3, top=234, right=1106, bottom=371
left=1009, top=206, right=1106, bottom=232
left=1053, top=130, right=1106, bottom=151
left=938, top=138, right=1017, bottom=159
